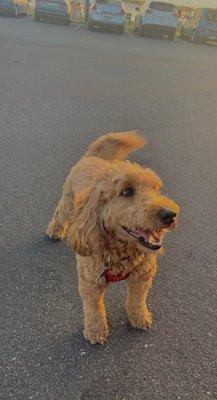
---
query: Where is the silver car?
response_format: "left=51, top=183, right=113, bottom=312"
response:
left=0, top=0, right=29, bottom=17
left=88, top=0, right=126, bottom=34
left=135, top=1, right=179, bottom=40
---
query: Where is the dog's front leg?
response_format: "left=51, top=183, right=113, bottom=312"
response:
left=78, top=275, right=109, bottom=344
left=125, top=272, right=154, bottom=330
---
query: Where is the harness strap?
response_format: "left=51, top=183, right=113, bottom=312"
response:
left=100, top=268, right=130, bottom=283
left=100, top=256, right=131, bottom=283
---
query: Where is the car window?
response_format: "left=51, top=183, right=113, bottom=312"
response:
left=95, top=0, right=121, bottom=4
left=193, top=10, right=200, bottom=20
left=206, top=9, right=217, bottom=22
left=149, top=1, right=175, bottom=12
left=141, top=0, right=148, bottom=11
left=188, top=10, right=195, bottom=20
left=140, top=4, right=145, bottom=13
left=42, top=0, right=63, bottom=2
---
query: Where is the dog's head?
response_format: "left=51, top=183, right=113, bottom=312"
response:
left=67, top=162, right=180, bottom=256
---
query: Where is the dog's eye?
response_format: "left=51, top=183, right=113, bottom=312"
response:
left=121, top=188, right=134, bottom=197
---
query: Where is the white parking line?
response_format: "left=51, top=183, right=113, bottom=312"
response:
left=125, top=29, right=135, bottom=39
left=15, top=17, right=34, bottom=22
left=74, top=23, right=82, bottom=30
left=207, top=41, right=217, bottom=46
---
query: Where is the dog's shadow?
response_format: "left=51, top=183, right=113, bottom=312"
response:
left=1, top=234, right=66, bottom=261
left=27, top=320, right=152, bottom=399
left=5, top=235, right=164, bottom=399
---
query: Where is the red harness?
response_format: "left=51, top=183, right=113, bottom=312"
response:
left=100, top=256, right=131, bottom=283
left=100, top=268, right=130, bottom=283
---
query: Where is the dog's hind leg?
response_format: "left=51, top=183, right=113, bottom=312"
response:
left=47, top=192, right=74, bottom=240
left=125, top=271, right=155, bottom=330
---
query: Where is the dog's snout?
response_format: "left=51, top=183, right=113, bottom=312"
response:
left=157, top=209, right=177, bottom=225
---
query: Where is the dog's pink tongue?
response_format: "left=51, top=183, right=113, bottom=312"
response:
left=133, top=228, right=150, bottom=241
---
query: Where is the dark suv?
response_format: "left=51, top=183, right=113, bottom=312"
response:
left=181, top=8, right=217, bottom=43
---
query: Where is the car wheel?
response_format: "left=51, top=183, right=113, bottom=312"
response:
left=65, top=15, right=70, bottom=25
left=168, top=31, right=175, bottom=41
left=25, top=4, right=29, bottom=16
left=118, top=26, right=124, bottom=34
left=190, top=30, right=196, bottom=42
left=191, top=30, right=203, bottom=44
left=34, top=13, right=40, bottom=22
left=180, top=26, right=185, bottom=38
left=139, top=24, right=144, bottom=37
left=13, top=4, right=18, bottom=17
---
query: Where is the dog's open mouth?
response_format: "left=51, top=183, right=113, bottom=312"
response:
left=123, top=226, right=163, bottom=251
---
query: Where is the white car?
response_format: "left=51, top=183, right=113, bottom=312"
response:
left=89, top=0, right=126, bottom=34
left=135, top=1, right=179, bottom=40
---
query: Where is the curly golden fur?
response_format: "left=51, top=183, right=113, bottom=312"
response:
left=47, top=131, right=180, bottom=344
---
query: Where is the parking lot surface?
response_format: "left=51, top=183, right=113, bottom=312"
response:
left=0, top=15, right=217, bottom=400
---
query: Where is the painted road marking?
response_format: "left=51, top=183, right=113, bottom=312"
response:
left=74, top=23, right=82, bottom=30
left=15, top=17, right=34, bottom=21
left=125, top=29, right=134, bottom=39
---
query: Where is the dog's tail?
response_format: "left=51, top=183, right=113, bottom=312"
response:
left=84, top=131, right=147, bottom=162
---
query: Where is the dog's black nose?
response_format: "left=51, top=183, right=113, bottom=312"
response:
left=157, top=209, right=177, bottom=225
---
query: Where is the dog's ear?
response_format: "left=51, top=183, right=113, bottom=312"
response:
left=66, top=184, right=105, bottom=256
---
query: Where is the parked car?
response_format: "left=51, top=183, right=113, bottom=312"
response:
left=135, top=1, right=179, bottom=40
left=181, top=8, right=217, bottom=43
left=88, top=0, right=126, bottom=34
left=35, top=0, right=72, bottom=25
left=0, top=0, right=29, bottom=16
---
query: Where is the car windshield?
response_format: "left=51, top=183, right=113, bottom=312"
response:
left=149, top=1, right=175, bottom=12
left=207, top=9, right=217, bottom=22
left=42, top=0, right=63, bottom=2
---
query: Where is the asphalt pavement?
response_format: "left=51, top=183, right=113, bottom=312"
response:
left=0, top=16, right=217, bottom=400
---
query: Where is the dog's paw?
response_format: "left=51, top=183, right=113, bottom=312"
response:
left=83, top=327, right=109, bottom=345
left=47, top=221, right=69, bottom=241
left=46, top=230, right=62, bottom=241
left=128, top=310, right=153, bottom=330
left=46, top=224, right=64, bottom=240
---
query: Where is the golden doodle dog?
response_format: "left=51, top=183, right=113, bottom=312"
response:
left=47, top=131, right=180, bottom=344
